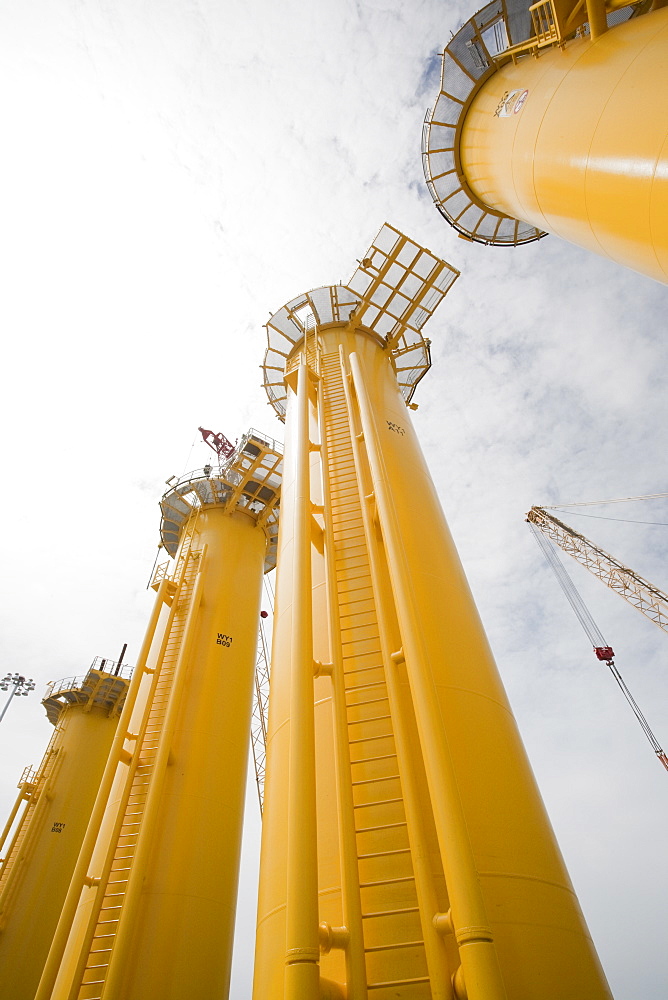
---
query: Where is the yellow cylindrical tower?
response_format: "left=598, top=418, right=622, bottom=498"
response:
left=254, top=225, right=612, bottom=999
left=36, top=430, right=282, bottom=1000
left=0, top=663, right=130, bottom=1000
left=422, top=2, right=668, bottom=283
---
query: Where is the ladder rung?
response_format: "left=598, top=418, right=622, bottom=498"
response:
left=335, top=550, right=368, bottom=565
left=354, top=797, right=403, bottom=809
left=360, top=875, right=415, bottom=888
left=356, top=820, right=407, bottom=834
left=329, top=495, right=360, bottom=508
left=338, top=587, right=374, bottom=600
left=333, top=524, right=365, bottom=540
left=339, top=592, right=375, bottom=608
left=365, top=939, right=424, bottom=953
left=368, top=977, right=430, bottom=989
left=343, top=653, right=385, bottom=691
left=362, top=906, right=419, bottom=919
left=348, top=714, right=391, bottom=726
left=346, top=695, right=388, bottom=709
left=352, top=752, right=397, bottom=765
left=349, top=733, right=394, bottom=745
left=330, top=488, right=360, bottom=501
left=333, top=518, right=364, bottom=531
left=358, top=847, right=411, bottom=859
left=352, top=774, right=400, bottom=787
left=329, top=463, right=357, bottom=475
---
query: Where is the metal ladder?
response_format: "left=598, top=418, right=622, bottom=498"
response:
left=0, top=731, right=61, bottom=918
left=76, top=521, right=200, bottom=1000
left=321, top=351, right=432, bottom=998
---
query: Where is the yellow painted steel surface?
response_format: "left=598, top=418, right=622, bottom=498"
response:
left=0, top=695, right=121, bottom=1000
left=255, top=314, right=612, bottom=998
left=459, top=9, right=668, bottom=282
left=44, top=507, right=266, bottom=1000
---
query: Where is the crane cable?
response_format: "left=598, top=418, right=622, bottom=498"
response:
left=529, top=523, right=668, bottom=772
left=543, top=491, right=668, bottom=508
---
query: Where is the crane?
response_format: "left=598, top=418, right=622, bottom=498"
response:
left=527, top=506, right=668, bottom=633
left=198, top=426, right=236, bottom=463
left=528, top=517, right=668, bottom=772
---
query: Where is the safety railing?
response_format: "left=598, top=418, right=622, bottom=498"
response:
left=530, top=0, right=561, bottom=43
left=43, top=662, right=133, bottom=702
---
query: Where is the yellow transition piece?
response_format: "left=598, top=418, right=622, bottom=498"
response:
left=35, top=432, right=281, bottom=1000
left=254, top=225, right=613, bottom=1000
left=0, top=670, right=128, bottom=1000
left=460, top=8, right=668, bottom=281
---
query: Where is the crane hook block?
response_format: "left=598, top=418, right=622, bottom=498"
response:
left=594, top=646, right=615, bottom=662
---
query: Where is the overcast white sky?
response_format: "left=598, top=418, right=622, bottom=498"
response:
left=0, top=2, right=666, bottom=998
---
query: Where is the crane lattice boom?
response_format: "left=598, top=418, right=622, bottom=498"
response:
left=250, top=618, right=270, bottom=814
left=528, top=520, right=668, bottom=772
left=527, top=506, right=668, bottom=633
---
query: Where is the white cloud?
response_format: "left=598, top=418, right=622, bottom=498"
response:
left=0, top=2, right=666, bottom=998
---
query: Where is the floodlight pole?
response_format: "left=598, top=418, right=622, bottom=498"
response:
left=0, top=674, right=36, bottom=724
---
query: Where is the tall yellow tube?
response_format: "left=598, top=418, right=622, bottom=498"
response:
left=348, top=333, right=610, bottom=999
left=35, top=581, right=168, bottom=1000
left=253, top=367, right=323, bottom=1000
left=256, top=226, right=612, bottom=998
left=339, top=347, right=453, bottom=1000
left=99, top=560, right=207, bottom=999
left=348, top=349, right=505, bottom=1000
left=457, top=9, right=668, bottom=281
left=40, top=432, right=282, bottom=1000
left=284, top=361, right=321, bottom=1000
left=60, top=509, right=263, bottom=1000
left=0, top=667, right=129, bottom=1000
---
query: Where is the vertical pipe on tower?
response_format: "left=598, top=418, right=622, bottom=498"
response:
left=338, top=346, right=454, bottom=1000
left=284, top=359, right=321, bottom=1000
left=100, top=562, right=205, bottom=998
left=34, top=578, right=169, bottom=1000
left=319, top=373, right=369, bottom=1000
left=348, top=351, right=507, bottom=1000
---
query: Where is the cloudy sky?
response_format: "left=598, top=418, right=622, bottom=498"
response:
left=0, top=2, right=666, bottom=997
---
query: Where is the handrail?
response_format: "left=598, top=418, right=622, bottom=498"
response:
left=43, top=663, right=133, bottom=702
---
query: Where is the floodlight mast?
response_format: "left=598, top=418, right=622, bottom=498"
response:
left=0, top=674, right=35, bottom=724
left=422, top=1, right=668, bottom=283
left=254, top=223, right=612, bottom=1000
